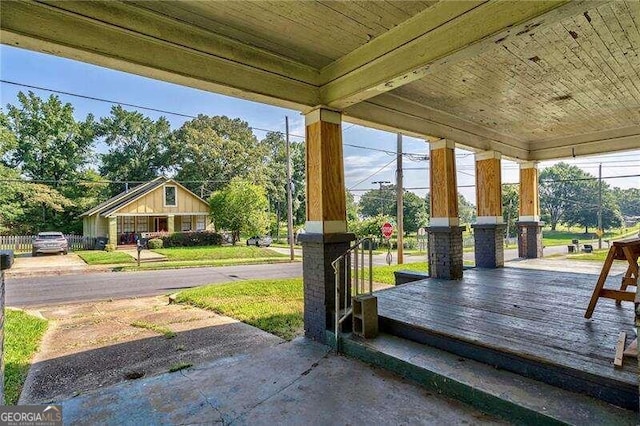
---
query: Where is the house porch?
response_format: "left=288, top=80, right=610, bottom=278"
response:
left=354, top=266, right=638, bottom=412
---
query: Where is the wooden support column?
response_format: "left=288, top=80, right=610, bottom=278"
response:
left=518, top=162, right=543, bottom=258
left=108, top=217, right=117, bottom=246
left=428, top=140, right=463, bottom=279
left=299, top=108, right=354, bottom=343
left=472, top=151, right=505, bottom=268
left=304, top=108, right=347, bottom=234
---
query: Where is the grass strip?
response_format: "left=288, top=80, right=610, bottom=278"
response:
left=115, top=257, right=294, bottom=271
left=154, top=246, right=286, bottom=261
left=130, top=321, right=176, bottom=339
left=76, top=250, right=134, bottom=265
left=177, top=278, right=304, bottom=340
left=4, top=309, right=48, bottom=405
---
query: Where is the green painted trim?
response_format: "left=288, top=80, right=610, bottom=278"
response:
left=333, top=333, right=565, bottom=426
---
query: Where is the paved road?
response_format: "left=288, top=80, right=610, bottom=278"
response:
left=7, top=243, right=579, bottom=308
left=6, top=262, right=303, bottom=308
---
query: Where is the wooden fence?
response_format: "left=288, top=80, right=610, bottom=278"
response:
left=0, top=234, right=97, bottom=252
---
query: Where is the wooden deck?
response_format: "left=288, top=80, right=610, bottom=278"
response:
left=374, top=267, right=638, bottom=410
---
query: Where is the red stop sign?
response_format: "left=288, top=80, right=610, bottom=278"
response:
left=381, top=222, right=393, bottom=239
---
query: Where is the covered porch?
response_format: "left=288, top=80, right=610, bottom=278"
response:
left=371, top=266, right=637, bottom=411
left=111, top=214, right=209, bottom=246
left=2, top=0, right=639, bottom=419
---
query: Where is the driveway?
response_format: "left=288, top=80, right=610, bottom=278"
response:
left=19, top=296, right=282, bottom=404
left=7, top=253, right=90, bottom=277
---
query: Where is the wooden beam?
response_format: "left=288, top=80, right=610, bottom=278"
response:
left=0, top=0, right=319, bottom=110
left=475, top=152, right=502, bottom=221
left=320, top=0, right=578, bottom=108
left=430, top=140, right=458, bottom=226
left=344, top=96, right=530, bottom=160
left=305, top=109, right=347, bottom=234
left=528, top=126, right=640, bottom=160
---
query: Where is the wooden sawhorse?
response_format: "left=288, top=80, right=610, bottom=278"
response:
left=585, top=237, right=640, bottom=319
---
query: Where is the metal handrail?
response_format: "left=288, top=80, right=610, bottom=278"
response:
left=331, top=237, right=373, bottom=353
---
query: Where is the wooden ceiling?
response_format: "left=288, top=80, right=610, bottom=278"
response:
left=1, top=0, right=639, bottom=160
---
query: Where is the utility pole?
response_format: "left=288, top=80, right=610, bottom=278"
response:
left=598, top=163, right=602, bottom=249
left=285, top=116, right=295, bottom=261
left=396, top=133, right=404, bottom=264
left=372, top=180, right=391, bottom=216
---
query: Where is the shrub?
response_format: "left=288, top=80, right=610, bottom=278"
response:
left=160, top=231, right=223, bottom=248
left=148, top=238, right=164, bottom=249
left=104, top=244, right=116, bottom=252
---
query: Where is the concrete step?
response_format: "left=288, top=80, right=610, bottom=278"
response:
left=340, top=333, right=637, bottom=425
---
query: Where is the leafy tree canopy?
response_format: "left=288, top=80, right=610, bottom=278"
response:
left=172, top=115, right=268, bottom=198
left=2, top=91, right=95, bottom=182
left=97, top=105, right=172, bottom=196
left=209, top=178, right=269, bottom=244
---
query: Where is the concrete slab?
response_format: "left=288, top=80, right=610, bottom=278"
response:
left=118, top=249, right=167, bottom=263
left=59, top=338, right=504, bottom=425
left=19, top=296, right=282, bottom=404
left=7, top=253, right=90, bottom=277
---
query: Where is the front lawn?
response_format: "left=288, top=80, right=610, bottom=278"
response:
left=154, top=246, right=285, bottom=261
left=4, top=309, right=48, bottom=405
left=177, top=278, right=304, bottom=340
left=365, top=262, right=429, bottom=285
left=76, top=250, right=134, bottom=265
left=567, top=249, right=611, bottom=262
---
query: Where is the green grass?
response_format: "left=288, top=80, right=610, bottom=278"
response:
left=365, top=262, right=429, bottom=285
left=4, top=309, right=48, bottom=405
left=76, top=250, right=134, bottom=265
left=130, top=321, right=176, bottom=339
left=177, top=278, right=304, bottom=340
left=115, top=257, right=294, bottom=271
left=542, top=224, right=640, bottom=247
left=567, top=249, right=611, bottom=262
left=154, top=246, right=286, bottom=261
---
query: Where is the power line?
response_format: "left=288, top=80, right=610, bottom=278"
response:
left=0, top=79, right=307, bottom=139
left=347, top=157, right=397, bottom=190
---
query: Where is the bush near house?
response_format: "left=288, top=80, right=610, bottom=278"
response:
left=147, top=238, right=163, bottom=249
left=160, top=231, right=223, bottom=248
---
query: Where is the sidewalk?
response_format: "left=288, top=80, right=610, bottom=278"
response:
left=59, top=338, right=503, bottom=425
left=118, top=248, right=167, bottom=263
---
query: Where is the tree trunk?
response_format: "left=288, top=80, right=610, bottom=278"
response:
left=585, top=225, right=589, bottom=234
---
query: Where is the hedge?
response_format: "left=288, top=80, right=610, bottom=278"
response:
left=160, top=231, right=223, bottom=247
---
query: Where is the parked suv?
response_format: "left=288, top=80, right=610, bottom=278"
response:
left=246, top=235, right=273, bottom=247
left=32, top=232, right=68, bottom=256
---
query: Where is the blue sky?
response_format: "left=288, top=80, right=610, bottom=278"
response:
left=1, top=45, right=638, bottom=203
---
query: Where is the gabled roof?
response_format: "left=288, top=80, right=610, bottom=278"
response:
left=80, top=177, right=208, bottom=217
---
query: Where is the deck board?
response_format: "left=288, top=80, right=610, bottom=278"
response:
left=375, top=267, right=637, bottom=388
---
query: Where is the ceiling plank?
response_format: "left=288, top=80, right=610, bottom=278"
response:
left=320, top=0, right=597, bottom=109
left=344, top=95, right=531, bottom=161
left=0, top=0, right=319, bottom=109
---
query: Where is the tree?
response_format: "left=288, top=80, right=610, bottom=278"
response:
left=260, top=131, right=306, bottom=226
left=502, top=184, right=519, bottom=238
left=1, top=91, right=95, bottom=232
left=458, top=194, right=476, bottom=225
left=98, top=105, right=172, bottom=195
left=563, top=181, right=623, bottom=233
left=346, top=190, right=359, bottom=222
left=539, top=163, right=593, bottom=231
left=359, top=184, right=395, bottom=218
left=3, top=91, right=95, bottom=183
left=403, top=191, right=428, bottom=233
left=172, top=115, right=268, bottom=198
left=209, top=178, right=269, bottom=244
left=612, top=187, right=640, bottom=218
